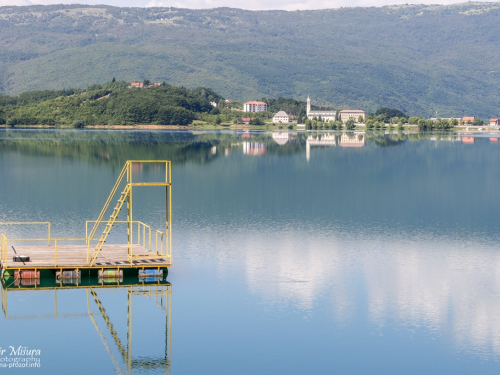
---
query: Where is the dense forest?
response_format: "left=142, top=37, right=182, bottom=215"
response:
left=0, top=4, right=499, bottom=118
left=0, top=81, right=224, bottom=126
left=0, top=81, right=345, bottom=126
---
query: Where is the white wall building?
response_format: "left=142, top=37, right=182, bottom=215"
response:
left=244, top=101, right=267, bottom=112
left=273, top=111, right=290, bottom=124
left=306, top=97, right=337, bottom=121
left=340, top=110, right=366, bottom=123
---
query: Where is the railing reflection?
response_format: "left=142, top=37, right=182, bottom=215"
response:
left=1, top=277, right=171, bottom=375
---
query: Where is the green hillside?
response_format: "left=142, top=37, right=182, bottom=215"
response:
left=0, top=81, right=222, bottom=126
left=0, top=3, right=499, bottom=118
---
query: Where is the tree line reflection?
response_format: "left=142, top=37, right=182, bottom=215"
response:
left=1, top=129, right=494, bottom=167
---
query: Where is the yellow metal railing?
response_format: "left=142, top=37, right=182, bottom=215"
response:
left=0, top=221, right=169, bottom=268
left=0, top=160, right=172, bottom=269
left=1, top=234, right=7, bottom=269
left=137, top=222, right=152, bottom=252
left=0, top=222, right=51, bottom=245
left=155, top=230, right=170, bottom=259
left=88, top=160, right=171, bottom=266
left=87, top=163, right=130, bottom=249
left=86, top=221, right=158, bottom=261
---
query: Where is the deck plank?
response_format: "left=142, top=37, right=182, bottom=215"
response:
left=1, top=244, right=170, bottom=269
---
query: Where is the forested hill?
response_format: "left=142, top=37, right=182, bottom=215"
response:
left=0, top=81, right=223, bottom=126
left=0, top=3, right=500, bottom=118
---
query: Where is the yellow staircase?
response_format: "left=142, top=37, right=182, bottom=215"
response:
left=86, top=160, right=172, bottom=268
left=89, top=184, right=131, bottom=266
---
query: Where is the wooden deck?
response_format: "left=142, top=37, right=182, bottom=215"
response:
left=1, top=244, right=170, bottom=269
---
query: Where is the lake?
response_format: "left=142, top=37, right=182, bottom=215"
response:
left=1, top=129, right=500, bottom=374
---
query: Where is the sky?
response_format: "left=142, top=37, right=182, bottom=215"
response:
left=0, top=0, right=494, bottom=11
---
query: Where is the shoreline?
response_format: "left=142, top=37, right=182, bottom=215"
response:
left=0, top=124, right=498, bottom=133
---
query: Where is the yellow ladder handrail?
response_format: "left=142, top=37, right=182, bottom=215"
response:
left=1, top=234, right=7, bottom=269
left=87, top=160, right=172, bottom=267
left=88, top=162, right=130, bottom=247
left=89, top=184, right=131, bottom=266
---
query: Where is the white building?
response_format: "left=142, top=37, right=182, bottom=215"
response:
left=273, top=111, right=290, bottom=124
left=339, top=110, right=366, bottom=123
left=306, top=97, right=337, bottom=121
left=244, top=101, right=267, bottom=112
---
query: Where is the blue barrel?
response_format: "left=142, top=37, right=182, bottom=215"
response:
left=138, top=268, right=163, bottom=277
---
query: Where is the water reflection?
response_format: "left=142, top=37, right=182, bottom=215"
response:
left=3, top=129, right=500, bottom=372
left=1, top=277, right=171, bottom=374
left=242, top=142, right=266, bottom=156
left=242, top=231, right=500, bottom=359
left=0, top=129, right=497, bottom=167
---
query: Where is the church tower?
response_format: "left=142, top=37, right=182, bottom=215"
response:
left=306, top=96, right=311, bottom=116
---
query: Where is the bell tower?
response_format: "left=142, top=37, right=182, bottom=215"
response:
left=306, top=96, right=311, bottom=116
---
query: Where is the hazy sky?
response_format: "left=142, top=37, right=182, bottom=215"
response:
left=0, top=0, right=493, bottom=11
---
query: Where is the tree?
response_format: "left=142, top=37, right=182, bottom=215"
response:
left=408, top=117, right=420, bottom=125
left=249, top=118, right=264, bottom=125
left=215, top=115, right=222, bottom=125
left=72, top=118, right=85, bottom=128
left=143, top=79, right=151, bottom=86
left=345, top=119, right=355, bottom=130
left=358, top=115, right=364, bottom=123
left=375, top=107, right=407, bottom=123
left=438, top=119, right=450, bottom=129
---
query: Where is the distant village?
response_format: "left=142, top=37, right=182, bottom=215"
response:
left=129, top=82, right=499, bottom=128
left=237, top=98, right=366, bottom=126
left=235, top=97, right=499, bottom=128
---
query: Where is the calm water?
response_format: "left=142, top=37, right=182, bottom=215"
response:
left=1, top=129, right=500, bottom=374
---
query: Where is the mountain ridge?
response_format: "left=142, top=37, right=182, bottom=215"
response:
left=0, top=3, right=499, bottom=117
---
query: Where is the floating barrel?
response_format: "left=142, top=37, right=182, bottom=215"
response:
left=14, top=278, right=39, bottom=287
left=98, top=277, right=123, bottom=284
left=56, top=270, right=81, bottom=280
left=14, top=270, right=40, bottom=279
left=60, top=277, right=80, bottom=285
left=138, top=268, right=163, bottom=277
left=98, top=269, right=123, bottom=278
left=142, top=276, right=163, bottom=283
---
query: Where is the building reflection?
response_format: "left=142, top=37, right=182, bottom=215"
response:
left=339, top=132, right=365, bottom=148
left=1, top=277, right=171, bottom=375
left=306, top=132, right=365, bottom=161
left=243, top=142, right=266, bottom=156
left=305, top=134, right=336, bottom=161
left=272, top=132, right=291, bottom=146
